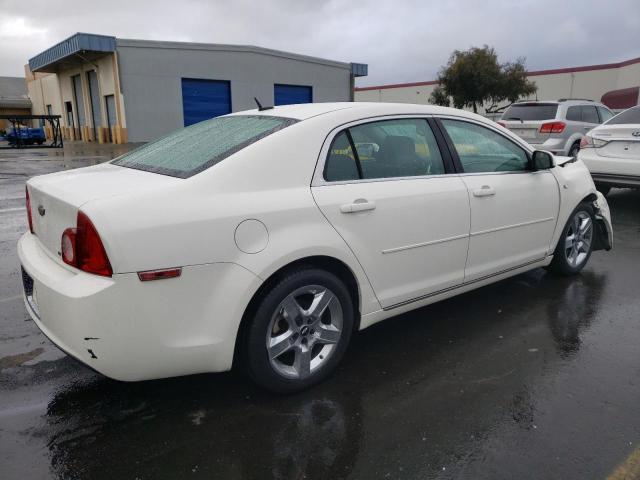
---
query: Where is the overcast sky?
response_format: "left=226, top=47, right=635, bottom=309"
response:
left=1, top=0, right=638, bottom=86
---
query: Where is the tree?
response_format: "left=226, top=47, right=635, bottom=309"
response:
left=429, top=85, right=450, bottom=107
left=429, top=46, right=537, bottom=113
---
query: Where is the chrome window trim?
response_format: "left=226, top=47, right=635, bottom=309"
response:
left=312, top=114, right=451, bottom=187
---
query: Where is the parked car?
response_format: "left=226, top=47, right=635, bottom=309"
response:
left=578, top=105, right=640, bottom=195
left=498, top=99, right=614, bottom=157
left=7, top=125, right=46, bottom=146
left=18, top=103, right=613, bottom=393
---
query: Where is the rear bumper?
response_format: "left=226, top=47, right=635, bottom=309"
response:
left=591, top=173, right=640, bottom=188
left=17, top=232, right=262, bottom=381
left=529, top=137, right=570, bottom=156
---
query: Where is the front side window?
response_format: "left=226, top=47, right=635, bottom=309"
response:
left=441, top=119, right=529, bottom=173
left=324, top=118, right=445, bottom=182
left=113, top=115, right=296, bottom=178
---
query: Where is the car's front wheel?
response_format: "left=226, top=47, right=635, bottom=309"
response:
left=548, top=203, right=595, bottom=275
left=243, top=268, right=355, bottom=393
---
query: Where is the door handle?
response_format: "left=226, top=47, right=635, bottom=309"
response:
left=472, top=185, right=496, bottom=197
left=340, top=199, right=376, bottom=213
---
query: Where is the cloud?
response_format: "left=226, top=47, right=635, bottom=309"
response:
left=0, top=0, right=638, bottom=86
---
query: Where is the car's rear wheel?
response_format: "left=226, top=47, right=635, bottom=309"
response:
left=569, top=142, right=580, bottom=158
left=548, top=203, right=595, bottom=276
left=243, top=268, right=354, bottom=393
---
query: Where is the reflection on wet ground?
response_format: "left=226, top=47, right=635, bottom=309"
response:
left=1, top=145, right=640, bottom=479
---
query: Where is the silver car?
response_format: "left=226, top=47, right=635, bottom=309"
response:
left=498, top=100, right=615, bottom=157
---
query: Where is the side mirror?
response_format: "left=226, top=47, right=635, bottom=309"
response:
left=532, top=150, right=555, bottom=171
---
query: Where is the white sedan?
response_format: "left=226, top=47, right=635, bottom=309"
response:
left=578, top=105, right=640, bottom=195
left=18, top=103, right=613, bottom=392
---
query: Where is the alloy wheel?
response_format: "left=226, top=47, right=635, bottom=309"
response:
left=266, top=285, right=343, bottom=380
left=564, top=211, right=593, bottom=267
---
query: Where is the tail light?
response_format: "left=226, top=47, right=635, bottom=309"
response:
left=540, top=122, right=566, bottom=134
left=580, top=135, right=609, bottom=149
left=61, top=211, right=112, bottom=277
left=25, top=186, right=34, bottom=234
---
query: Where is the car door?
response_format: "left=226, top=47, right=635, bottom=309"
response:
left=437, top=117, right=560, bottom=282
left=311, top=117, right=470, bottom=309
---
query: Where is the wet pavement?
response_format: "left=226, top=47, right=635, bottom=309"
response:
left=1, top=144, right=640, bottom=479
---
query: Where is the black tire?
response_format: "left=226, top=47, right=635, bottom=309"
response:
left=569, top=142, right=580, bottom=158
left=548, top=203, right=596, bottom=276
left=595, top=184, right=611, bottom=197
left=243, top=268, right=355, bottom=393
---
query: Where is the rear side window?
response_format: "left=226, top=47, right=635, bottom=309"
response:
left=112, top=115, right=297, bottom=178
left=502, top=104, right=558, bottom=121
left=566, top=106, right=581, bottom=121
left=581, top=106, right=599, bottom=124
left=324, top=119, right=445, bottom=182
left=606, top=106, right=640, bottom=125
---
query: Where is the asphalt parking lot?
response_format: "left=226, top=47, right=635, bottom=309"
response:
left=1, top=144, right=640, bottom=480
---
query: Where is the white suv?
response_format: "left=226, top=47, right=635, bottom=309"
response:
left=499, top=100, right=615, bottom=157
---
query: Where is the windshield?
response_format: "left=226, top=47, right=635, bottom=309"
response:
left=606, top=106, right=640, bottom=125
left=112, top=115, right=297, bottom=178
left=502, top=104, right=558, bottom=121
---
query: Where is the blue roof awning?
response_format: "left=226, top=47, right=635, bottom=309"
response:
left=29, top=33, right=116, bottom=72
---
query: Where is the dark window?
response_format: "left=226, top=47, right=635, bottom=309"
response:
left=606, top=105, right=640, bottom=125
left=65, top=101, right=74, bottom=128
left=324, top=132, right=359, bottom=182
left=566, top=106, right=581, bottom=121
left=502, top=103, right=558, bottom=121
left=113, top=115, right=296, bottom=178
left=323, top=119, right=445, bottom=182
left=597, top=107, right=614, bottom=123
left=581, top=106, right=599, bottom=124
left=441, top=119, right=529, bottom=173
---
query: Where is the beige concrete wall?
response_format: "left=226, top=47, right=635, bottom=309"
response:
left=355, top=60, right=640, bottom=112
left=25, top=53, right=128, bottom=143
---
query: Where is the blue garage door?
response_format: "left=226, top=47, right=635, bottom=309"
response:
left=274, top=84, right=313, bottom=106
left=181, top=78, right=231, bottom=127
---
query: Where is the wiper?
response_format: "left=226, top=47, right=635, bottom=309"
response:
left=504, top=117, right=524, bottom=123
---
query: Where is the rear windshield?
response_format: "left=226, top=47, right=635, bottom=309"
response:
left=112, top=115, right=297, bottom=178
left=606, top=106, right=640, bottom=125
left=502, top=104, right=558, bottom=121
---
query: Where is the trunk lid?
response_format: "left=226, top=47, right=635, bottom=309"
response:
left=500, top=102, right=560, bottom=144
left=27, top=163, right=182, bottom=261
left=591, top=124, right=640, bottom=159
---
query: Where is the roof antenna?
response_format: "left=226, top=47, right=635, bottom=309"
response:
left=254, top=97, right=274, bottom=111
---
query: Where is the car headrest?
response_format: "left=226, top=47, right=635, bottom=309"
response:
left=378, top=135, right=416, bottom=162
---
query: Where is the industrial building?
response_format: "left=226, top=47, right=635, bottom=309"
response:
left=0, top=76, right=31, bottom=130
left=26, top=33, right=367, bottom=143
left=355, top=57, right=640, bottom=114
